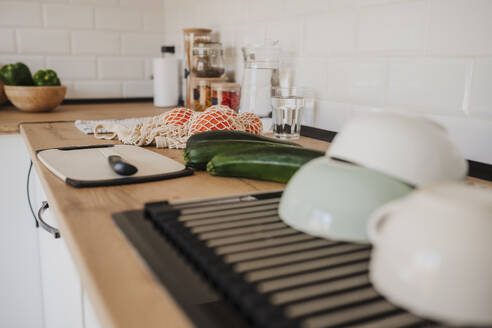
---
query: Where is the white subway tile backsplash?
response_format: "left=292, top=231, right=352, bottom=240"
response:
left=173, top=0, right=199, bottom=31
left=0, top=55, right=45, bottom=74
left=266, top=19, right=302, bottom=56
left=295, top=58, right=328, bottom=100
left=36, top=0, right=71, bottom=3
left=71, top=31, right=120, bottom=55
left=122, top=33, right=163, bottom=56
left=358, top=0, right=428, bottom=53
left=219, top=0, right=248, bottom=25
left=326, top=59, right=351, bottom=101
left=93, top=0, right=119, bottom=4
left=356, top=0, right=406, bottom=6
left=0, top=29, right=16, bottom=53
left=326, top=58, right=387, bottom=105
left=71, top=80, right=122, bottom=98
left=122, top=80, right=153, bottom=97
left=0, top=0, right=489, bottom=163
left=315, top=101, right=355, bottom=132
left=71, top=0, right=117, bottom=4
left=144, top=58, right=153, bottom=80
left=120, top=0, right=163, bottom=9
left=428, top=0, right=492, bottom=55
left=0, top=0, right=168, bottom=103
left=17, top=29, right=70, bottom=54
left=351, top=59, right=387, bottom=105
left=247, top=0, right=285, bottom=22
left=192, top=0, right=221, bottom=27
left=46, top=56, right=96, bottom=80
left=220, top=27, right=237, bottom=50
left=303, top=11, right=356, bottom=56
left=284, top=0, right=330, bottom=17
left=0, top=2, right=42, bottom=27
left=235, top=24, right=266, bottom=46
left=98, top=57, right=144, bottom=79
left=43, top=4, right=93, bottom=29
left=469, top=58, right=492, bottom=119
left=95, top=7, right=142, bottom=31
left=387, top=58, right=468, bottom=114
left=163, top=0, right=180, bottom=39
left=143, top=11, right=164, bottom=32
left=425, top=114, right=492, bottom=164
left=63, top=81, right=75, bottom=99
left=331, top=0, right=360, bottom=8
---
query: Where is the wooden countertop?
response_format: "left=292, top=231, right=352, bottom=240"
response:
left=0, top=102, right=166, bottom=134
left=17, top=102, right=490, bottom=328
left=21, top=121, right=330, bottom=328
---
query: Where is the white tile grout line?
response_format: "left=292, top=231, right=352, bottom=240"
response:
left=462, top=58, right=474, bottom=116
left=423, top=0, right=431, bottom=57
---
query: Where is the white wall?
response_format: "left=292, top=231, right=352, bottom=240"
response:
left=0, top=0, right=164, bottom=99
left=1, top=0, right=491, bottom=163
left=163, top=0, right=492, bottom=164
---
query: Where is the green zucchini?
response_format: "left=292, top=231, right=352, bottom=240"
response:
left=186, top=130, right=301, bottom=149
left=206, top=146, right=325, bottom=183
left=184, top=140, right=299, bottom=170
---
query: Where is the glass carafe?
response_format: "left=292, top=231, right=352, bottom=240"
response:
left=239, top=42, right=280, bottom=118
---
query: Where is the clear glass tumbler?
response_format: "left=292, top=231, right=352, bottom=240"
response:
left=271, top=87, right=304, bottom=140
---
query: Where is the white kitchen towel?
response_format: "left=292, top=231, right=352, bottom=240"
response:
left=76, top=116, right=272, bottom=135
left=75, top=117, right=151, bottom=134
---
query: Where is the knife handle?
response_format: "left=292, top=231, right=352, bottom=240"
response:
left=108, top=155, right=138, bottom=176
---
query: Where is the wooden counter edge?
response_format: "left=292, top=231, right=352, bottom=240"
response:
left=19, top=124, right=195, bottom=328
left=0, top=102, right=168, bottom=134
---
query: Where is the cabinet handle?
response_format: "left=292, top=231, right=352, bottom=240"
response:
left=27, top=161, right=39, bottom=228
left=37, top=201, right=60, bottom=239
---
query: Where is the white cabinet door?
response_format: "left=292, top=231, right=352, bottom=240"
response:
left=33, top=172, right=84, bottom=328
left=0, top=134, right=44, bottom=328
left=82, top=289, right=103, bottom=328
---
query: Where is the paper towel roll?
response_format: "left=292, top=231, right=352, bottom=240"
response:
left=153, top=57, right=179, bottom=107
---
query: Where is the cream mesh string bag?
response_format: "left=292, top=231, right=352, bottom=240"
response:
left=94, top=105, right=263, bottom=149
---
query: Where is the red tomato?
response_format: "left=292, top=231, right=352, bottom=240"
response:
left=239, top=112, right=263, bottom=135
left=162, top=107, right=194, bottom=126
left=189, top=108, right=238, bottom=134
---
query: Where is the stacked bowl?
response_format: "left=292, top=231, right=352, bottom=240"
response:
left=278, top=112, right=492, bottom=326
left=279, top=112, right=467, bottom=242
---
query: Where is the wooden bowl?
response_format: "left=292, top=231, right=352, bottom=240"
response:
left=4, top=85, right=66, bottom=113
left=0, top=82, right=7, bottom=105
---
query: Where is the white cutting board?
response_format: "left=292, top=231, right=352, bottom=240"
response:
left=37, top=145, right=191, bottom=187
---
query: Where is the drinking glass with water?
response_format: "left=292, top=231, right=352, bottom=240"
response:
left=271, top=87, right=304, bottom=140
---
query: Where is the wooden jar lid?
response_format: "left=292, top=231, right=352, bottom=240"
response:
left=183, top=28, right=212, bottom=34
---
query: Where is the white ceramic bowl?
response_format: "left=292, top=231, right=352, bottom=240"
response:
left=327, top=112, right=467, bottom=186
left=278, top=157, right=412, bottom=243
left=368, top=183, right=492, bottom=326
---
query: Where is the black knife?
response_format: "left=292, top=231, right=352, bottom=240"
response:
left=100, top=148, right=138, bottom=176
left=107, top=155, right=138, bottom=176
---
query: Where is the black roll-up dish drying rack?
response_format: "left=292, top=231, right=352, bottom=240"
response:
left=114, top=191, right=451, bottom=328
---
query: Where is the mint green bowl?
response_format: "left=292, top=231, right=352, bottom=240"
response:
left=279, top=157, right=413, bottom=243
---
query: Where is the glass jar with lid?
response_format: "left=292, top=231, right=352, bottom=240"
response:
left=192, top=42, right=225, bottom=78
left=183, top=28, right=212, bottom=108
left=211, top=82, right=241, bottom=112
left=190, top=76, right=227, bottom=112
